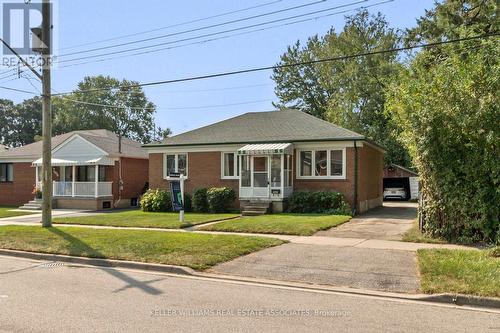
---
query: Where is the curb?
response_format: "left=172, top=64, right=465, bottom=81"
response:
left=419, top=293, right=500, bottom=309
left=1, top=249, right=498, bottom=310
left=0, top=249, right=195, bottom=276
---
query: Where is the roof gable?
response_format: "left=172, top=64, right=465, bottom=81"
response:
left=146, top=110, right=365, bottom=147
left=52, top=134, right=108, bottom=159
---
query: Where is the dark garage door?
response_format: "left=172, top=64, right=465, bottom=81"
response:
left=383, top=177, right=410, bottom=200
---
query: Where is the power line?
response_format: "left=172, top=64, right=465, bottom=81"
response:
left=52, top=33, right=500, bottom=97
left=0, top=85, right=37, bottom=94
left=57, top=0, right=389, bottom=69
left=61, top=0, right=285, bottom=51
left=57, top=0, right=331, bottom=58
left=159, top=98, right=275, bottom=110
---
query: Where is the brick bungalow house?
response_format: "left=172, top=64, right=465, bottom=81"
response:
left=144, top=110, right=385, bottom=214
left=0, top=129, right=149, bottom=210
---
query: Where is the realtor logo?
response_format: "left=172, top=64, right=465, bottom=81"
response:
left=1, top=0, right=58, bottom=68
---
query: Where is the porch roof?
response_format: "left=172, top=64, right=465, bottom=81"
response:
left=32, top=156, right=115, bottom=166
left=238, top=143, right=293, bottom=155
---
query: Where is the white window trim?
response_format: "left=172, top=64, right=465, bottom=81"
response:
left=296, top=147, right=346, bottom=180
left=220, top=152, right=239, bottom=180
left=163, top=153, right=188, bottom=179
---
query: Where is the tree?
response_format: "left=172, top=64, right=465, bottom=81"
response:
left=0, top=99, right=14, bottom=145
left=272, top=10, right=411, bottom=166
left=386, top=40, right=499, bottom=244
left=0, top=97, right=42, bottom=147
left=53, top=75, right=163, bottom=143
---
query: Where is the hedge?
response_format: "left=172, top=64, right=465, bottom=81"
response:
left=287, top=191, right=351, bottom=215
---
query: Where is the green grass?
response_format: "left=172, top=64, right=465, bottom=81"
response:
left=200, top=214, right=351, bottom=236
left=53, top=210, right=239, bottom=229
left=418, top=249, right=500, bottom=297
left=402, top=220, right=446, bottom=244
left=0, top=206, right=36, bottom=219
left=0, top=225, right=285, bottom=270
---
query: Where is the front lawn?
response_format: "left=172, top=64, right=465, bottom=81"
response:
left=0, top=207, right=36, bottom=219
left=418, top=249, right=500, bottom=297
left=402, top=220, right=446, bottom=244
left=53, top=210, right=239, bottom=229
left=0, top=225, right=285, bottom=270
left=200, top=214, right=351, bottom=236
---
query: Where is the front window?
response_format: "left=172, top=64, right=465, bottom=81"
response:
left=330, top=150, right=343, bottom=176
left=241, top=155, right=251, bottom=187
left=64, top=166, right=73, bottom=181
left=98, top=166, right=106, bottom=182
left=271, top=155, right=281, bottom=187
left=315, top=150, right=327, bottom=176
left=164, top=154, right=188, bottom=178
left=300, top=151, right=312, bottom=176
left=298, top=148, right=345, bottom=179
left=284, top=155, right=292, bottom=187
left=0, top=163, right=13, bottom=182
left=222, top=152, right=239, bottom=178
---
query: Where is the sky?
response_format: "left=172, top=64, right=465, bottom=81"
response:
left=0, top=0, right=435, bottom=136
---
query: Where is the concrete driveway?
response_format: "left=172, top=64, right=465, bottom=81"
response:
left=316, top=201, right=417, bottom=241
left=211, top=201, right=420, bottom=293
left=209, top=243, right=419, bottom=293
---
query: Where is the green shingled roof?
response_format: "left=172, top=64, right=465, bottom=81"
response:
left=146, top=109, right=365, bottom=147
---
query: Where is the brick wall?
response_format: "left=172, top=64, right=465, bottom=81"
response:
left=148, top=144, right=384, bottom=214
left=149, top=152, right=239, bottom=198
left=119, top=157, right=149, bottom=200
left=0, top=162, right=36, bottom=206
left=358, top=144, right=384, bottom=212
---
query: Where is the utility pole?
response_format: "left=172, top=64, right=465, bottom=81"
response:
left=41, top=0, right=52, bottom=227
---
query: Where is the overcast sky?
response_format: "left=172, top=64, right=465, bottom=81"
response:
left=0, top=0, right=435, bottom=135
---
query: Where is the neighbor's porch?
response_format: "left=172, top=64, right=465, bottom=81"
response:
left=34, top=158, right=114, bottom=198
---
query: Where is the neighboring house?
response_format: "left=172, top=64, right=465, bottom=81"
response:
left=383, top=164, right=419, bottom=200
left=144, top=110, right=385, bottom=214
left=0, top=130, right=149, bottom=210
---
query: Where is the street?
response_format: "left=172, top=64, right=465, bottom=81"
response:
left=0, top=256, right=498, bottom=333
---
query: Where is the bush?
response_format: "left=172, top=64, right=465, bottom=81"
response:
left=207, top=187, right=236, bottom=213
left=489, top=247, right=500, bottom=258
left=140, top=189, right=172, bottom=212
left=287, top=191, right=350, bottom=215
left=193, top=188, right=209, bottom=213
left=183, top=193, right=192, bottom=212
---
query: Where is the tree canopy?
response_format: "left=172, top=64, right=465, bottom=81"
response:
left=0, top=75, right=170, bottom=147
left=272, top=10, right=411, bottom=167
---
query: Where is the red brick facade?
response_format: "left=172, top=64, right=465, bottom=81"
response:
left=148, top=143, right=384, bottom=214
left=0, top=163, right=36, bottom=206
left=0, top=158, right=149, bottom=208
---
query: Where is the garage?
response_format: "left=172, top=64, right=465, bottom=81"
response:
left=383, top=164, right=419, bottom=201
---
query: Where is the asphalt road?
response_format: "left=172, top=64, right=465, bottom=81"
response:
left=0, top=256, right=498, bottom=333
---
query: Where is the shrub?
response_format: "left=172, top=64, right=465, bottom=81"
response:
left=193, top=188, right=209, bottom=213
left=207, top=187, right=236, bottom=213
left=287, top=191, right=350, bottom=215
left=140, top=189, right=172, bottom=212
left=489, top=247, right=500, bottom=258
left=183, top=193, right=192, bottom=212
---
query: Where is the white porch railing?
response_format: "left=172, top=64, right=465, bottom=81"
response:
left=50, top=181, right=113, bottom=197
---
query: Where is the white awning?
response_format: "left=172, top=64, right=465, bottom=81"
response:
left=238, top=143, right=293, bottom=155
left=32, top=156, right=115, bottom=166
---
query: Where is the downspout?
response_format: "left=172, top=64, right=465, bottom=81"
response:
left=353, top=141, right=359, bottom=216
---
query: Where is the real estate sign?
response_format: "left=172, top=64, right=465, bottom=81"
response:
left=169, top=178, right=184, bottom=212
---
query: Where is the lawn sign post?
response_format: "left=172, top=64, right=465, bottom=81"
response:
left=169, top=172, right=185, bottom=222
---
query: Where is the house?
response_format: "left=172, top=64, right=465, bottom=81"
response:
left=383, top=164, right=419, bottom=200
left=144, top=110, right=385, bottom=214
left=0, top=129, right=149, bottom=210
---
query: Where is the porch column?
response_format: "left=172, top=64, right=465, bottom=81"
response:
left=72, top=165, right=76, bottom=197
left=94, top=165, right=99, bottom=198
left=281, top=154, right=284, bottom=198
left=35, top=165, right=39, bottom=187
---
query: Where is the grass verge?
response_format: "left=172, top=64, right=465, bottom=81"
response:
left=200, top=214, right=351, bottom=236
left=417, top=248, right=500, bottom=297
left=53, top=210, right=239, bottom=229
left=0, top=225, right=285, bottom=270
left=402, top=220, right=446, bottom=244
left=0, top=207, right=36, bottom=219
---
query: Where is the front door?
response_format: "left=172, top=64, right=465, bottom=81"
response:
left=252, top=156, right=269, bottom=198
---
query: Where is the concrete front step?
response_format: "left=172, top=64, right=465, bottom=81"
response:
left=19, top=205, right=42, bottom=210
left=242, top=210, right=267, bottom=216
